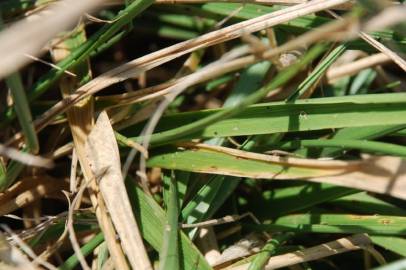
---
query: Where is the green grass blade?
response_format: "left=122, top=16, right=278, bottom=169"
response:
left=26, top=0, right=153, bottom=102
left=250, top=214, right=406, bottom=236
left=280, top=139, right=406, bottom=157
left=127, top=93, right=406, bottom=144
left=318, top=124, right=406, bottom=157
left=160, top=172, right=180, bottom=270
left=370, top=236, right=406, bottom=257
left=5, top=73, right=39, bottom=153
left=332, top=192, right=406, bottom=216
left=329, top=192, right=406, bottom=257
left=147, top=146, right=337, bottom=179
left=287, top=43, right=348, bottom=101
left=261, top=183, right=358, bottom=218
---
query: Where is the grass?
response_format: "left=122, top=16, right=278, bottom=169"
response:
left=0, top=0, right=405, bottom=269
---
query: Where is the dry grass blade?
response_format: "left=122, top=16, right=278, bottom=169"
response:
left=0, top=0, right=104, bottom=79
left=328, top=10, right=406, bottom=72
left=85, top=111, right=152, bottom=270
left=327, top=52, right=391, bottom=81
left=50, top=29, right=130, bottom=270
left=358, top=32, right=406, bottom=72
left=364, top=5, right=406, bottom=31
left=308, top=155, right=406, bottom=200
left=105, top=0, right=355, bottom=9
left=180, top=143, right=362, bottom=169
left=19, top=0, right=350, bottom=139
left=150, top=147, right=406, bottom=199
left=0, top=144, right=54, bottom=168
left=228, top=234, right=372, bottom=270
left=96, top=16, right=353, bottom=109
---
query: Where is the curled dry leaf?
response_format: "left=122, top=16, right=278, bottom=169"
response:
left=85, top=111, right=152, bottom=270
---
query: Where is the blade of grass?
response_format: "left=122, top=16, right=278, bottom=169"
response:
left=279, top=139, right=406, bottom=157
left=0, top=15, right=40, bottom=190
left=317, top=124, right=406, bottom=157
left=372, top=258, right=406, bottom=270
left=287, top=43, right=348, bottom=101
left=4, top=72, right=39, bottom=153
left=331, top=192, right=406, bottom=216
left=147, top=146, right=406, bottom=199
left=370, top=236, right=406, bottom=257
left=329, top=192, right=406, bottom=257
left=128, top=92, right=406, bottom=145
left=160, top=171, right=180, bottom=270
left=261, top=183, right=358, bottom=218
left=231, top=234, right=372, bottom=270
left=250, top=214, right=406, bottom=235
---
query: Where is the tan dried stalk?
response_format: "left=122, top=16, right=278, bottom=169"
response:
left=327, top=53, right=391, bottom=81
left=0, top=0, right=104, bottom=79
left=85, top=111, right=152, bottom=270
left=228, top=234, right=372, bottom=270
left=51, top=30, right=130, bottom=270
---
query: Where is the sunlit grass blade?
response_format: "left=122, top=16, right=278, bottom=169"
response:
left=160, top=171, right=180, bottom=270
left=127, top=93, right=406, bottom=145
left=250, top=214, right=406, bottom=235
left=5, top=73, right=39, bottom=153
left=329, top=192, right=406, bottom=257
left=280, top=139, right=406, bottom=157
left=370, top=236, right=406, bottom=257
left=287, top=43, right=348, bottom=101
left=317, top=124, right=406, bottom=157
